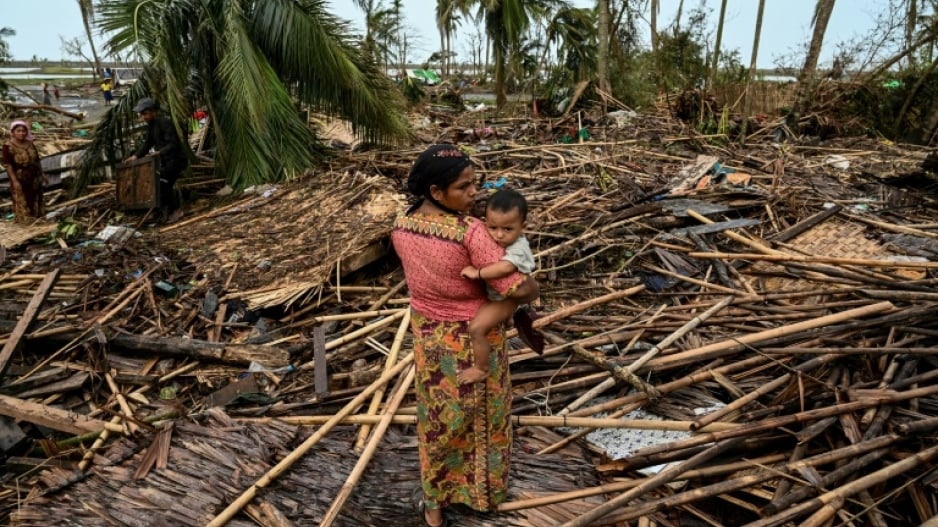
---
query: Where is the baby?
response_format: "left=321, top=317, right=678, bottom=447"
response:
left=459, top=189, right=543, bottom=385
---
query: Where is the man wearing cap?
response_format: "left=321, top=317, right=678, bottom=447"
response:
left=126, top=97, right=189, bottom=223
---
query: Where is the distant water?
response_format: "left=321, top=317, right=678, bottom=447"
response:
left=0, top=67, right=94, bottom=80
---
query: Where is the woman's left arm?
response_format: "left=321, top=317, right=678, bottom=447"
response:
left=506, top=275, right=539, bottom=304
left=465, top=220, right=539, bottom=302
left=32, top=144, right=46, bottom=186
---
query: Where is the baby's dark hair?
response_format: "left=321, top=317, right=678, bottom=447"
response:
left=486, top=188, right=528, bottom=220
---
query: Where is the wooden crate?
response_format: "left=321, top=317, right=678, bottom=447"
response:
left=116, top=156, right=160, bottom=210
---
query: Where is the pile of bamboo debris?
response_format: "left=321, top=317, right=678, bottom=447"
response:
left=0, top=107, right=936, bottom=526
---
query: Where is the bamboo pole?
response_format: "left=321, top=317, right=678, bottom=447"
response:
left=354, top=310, right=411, bottom=450
left=296, top=308, right=405, bottom=327
left=763, top=447, right=891, bottom=515
left=324, top=310, right=407, bottom=351
left=590, top=435, right=901, bottom=523
left=205, top=353, right=414, bottom=527
left=243, top=414, right=738, bottom=432
left=627, top=383, right=938, bottom=460
left=690, top=251, right=938, bottom=269
left=104, top=372, right=138, bottom=435
left=643, top=302, right=893, bottom=372
left=558, top=297, right=733, bottom=417
left=691, top=353, right=842, bottom=431
left=686, top=209, right=776, bottom=254
left=560, top=437, right=747, bottom=527
left=568, top=355, right=773, bottom=419
left=629, top=295, right=734, bottom=374
left=531, top=285, right=645, bottom=329
left=750, top=445, right=938, bottom=527
left=497, top=452, right=789, bottom=512
left=320, top=365, right=416, bottom=527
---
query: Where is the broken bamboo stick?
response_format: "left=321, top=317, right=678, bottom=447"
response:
left=205, top=352, right=415, bottom=527
left=643, top=301, right=894, bottom=372
left=690, top=251, right=938, bottom=269
left=0, top=269, right=59, bottom=378
left=354, top=309, right=411, bottom=450
left=560, top=437, right=747, bottom=527
left=0, top=394, right=120, bottom=435
left=253, top=414, right=739, bottom=432
left=320, top=365, right=416, bottom=526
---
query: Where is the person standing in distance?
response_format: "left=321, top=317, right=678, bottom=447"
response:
left=125, top=97, right=189, bottom=223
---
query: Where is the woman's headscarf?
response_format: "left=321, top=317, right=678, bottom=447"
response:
left=9, top=120, right=34, bottom=141
left=406, top=144, right=472, bottom=214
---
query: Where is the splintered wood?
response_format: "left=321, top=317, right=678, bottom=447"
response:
left=0, top=106, right=936, bottom=526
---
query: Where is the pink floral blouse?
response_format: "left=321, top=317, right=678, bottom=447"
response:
left=391, top=212, right=524, bottom=321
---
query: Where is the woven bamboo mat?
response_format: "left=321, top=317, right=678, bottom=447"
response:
left=12, top=414, right=602, bottom=527
left=755, top=220, right=921, bottom=292
left=0, top=221, right=55, bottom=250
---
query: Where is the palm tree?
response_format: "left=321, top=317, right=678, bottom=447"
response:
left=707, top=0, right=728, bottom=90
left=597, top=0, right=611, bottom=93
left=437, top=0, right=468, bottom=76
left=82, top=0, right=410, bottom=191
left=77, top=0, right=102, bottom=80
left=739, top=0, right=766, bottom=142
left=0, top=27, right=14, bottom=94
left=544, top=7, right=596, bottom=85
left=369, top=7, right=402, bottom=72
left=790, top=0, right=836, bottom=127
left=473, top=0, right=558, bottom=108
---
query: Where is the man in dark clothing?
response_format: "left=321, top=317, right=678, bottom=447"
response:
left=126, top=97, right=188, bottom=223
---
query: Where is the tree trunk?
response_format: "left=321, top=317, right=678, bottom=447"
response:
left=673, top=0, right=685, bottom=34
left=790, top=0, right=836, bottom=129
left=597, top=0, right=611, bottom=94
left=739, top=0, right=767, bottom=143
left=650, top=0, right=659, bottom=54
left=78, top=0, right=101, bottom=81
left=495, top=42, right=506, bottom=108
left=651, top=0, right=659, bottom=92
left=708, top=0, right=728, bottom=90
left=907, top=0, right=918, bottom=70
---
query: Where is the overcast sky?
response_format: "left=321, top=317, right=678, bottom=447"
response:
left=3, top=0, right=885, bottom=69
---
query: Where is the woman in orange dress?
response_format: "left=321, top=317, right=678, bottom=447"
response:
left=391, top=144, right=540, bottom=526
left=1, top=121, right=45, bottom=223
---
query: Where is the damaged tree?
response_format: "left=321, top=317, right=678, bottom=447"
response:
left=81, top=0, right=413, bottom=191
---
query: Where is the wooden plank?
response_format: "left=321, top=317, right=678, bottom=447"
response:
left=44, top=332, right=290, bottom=367
left=313, top=326, right=328, bottom=396
left=770, top=204, right=842, bottom=243
left=16, top=372, right=89, bottom=399
left=669, top=218, right=762, bottom=236
left=204, top=374, right=261, bottom=408
left=0, top=269, right=60, bottom=379
left=339, top=241, right=387, bottom=275
left=115, top=156, right=160, bottom=210
left=0, top=367, right=69, bottom=395
left=0, top=394, right=113, bottom=435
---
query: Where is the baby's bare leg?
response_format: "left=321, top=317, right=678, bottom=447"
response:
left=459, top=300, right=519, bottom=385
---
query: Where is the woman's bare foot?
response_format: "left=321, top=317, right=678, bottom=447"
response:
left=424, top=506, right=444, bottom=527
left=457, top=366, right=488, bottom=385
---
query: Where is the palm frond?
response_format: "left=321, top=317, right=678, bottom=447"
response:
left=249, top=0, right=411, bottom=144
left=215, top=0, right=317, bottom=187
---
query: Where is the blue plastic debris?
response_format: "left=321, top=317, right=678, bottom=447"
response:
left=482, top=177, right=508, bottom=190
